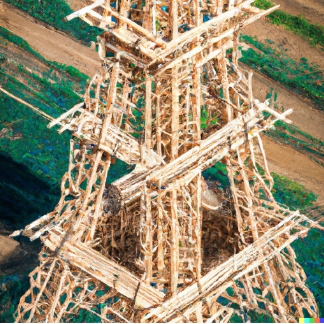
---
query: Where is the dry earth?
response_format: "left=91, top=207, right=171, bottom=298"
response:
left=273, top=0, right=324, bottom=26
left=247, top=68, right=324, bottom=141
left=0, top=1, right=100, bottom=76
left=262, top=136, right=324, bottom=204
left=0, top=235, right=19, bottom=264
left=1, top=1, right=324, bottom=202
left=0, top=224, right=40, bottom=275
left=242, top=18, right=324, bottom=70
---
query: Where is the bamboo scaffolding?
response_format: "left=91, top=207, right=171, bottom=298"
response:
left=12, top=0, right=322, bottom=322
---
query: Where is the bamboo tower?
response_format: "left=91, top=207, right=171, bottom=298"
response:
left=12, top=0, right=323, bottom=322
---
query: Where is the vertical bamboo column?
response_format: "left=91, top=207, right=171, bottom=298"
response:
left=142, top=0, right=154, bottom=33
left=195, top=173, right=202, bottom=280
left=193, top=0, right=202, bottom=281
left=217, top=0, right=223, bottom=16
left=157, top=178, right=165, bottom=277
left=236, top=149, right=259, bottom=242
left=152, top=0, right=157, bottom=36
left=99, top=61, right=120, bottom=148
left=90, top=156, right=111, bottom=240
left=145, top=76, right=152, bottom=153
left=193, top=0, right=201, bottom=142
left=228, top=0, right=235, bottom=9
left=170, top=188, right=179, bottom=296
left=171, top=66, right=180, bottom=160
left=219, top=50, right=232, bottom=122
left=144, top=186, right=153, bottom=284
left=156, top=81, right=162, bottom=156
left=119, top=0, right=130, bottom=30
left=170, top=0, right=178, bottom=40
left=248, top=71, right=254, bottom=110
left=170, top=56, right=180, bottom=293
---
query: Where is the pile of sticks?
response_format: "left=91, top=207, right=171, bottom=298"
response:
left=12, top=0, right=323, bottom=322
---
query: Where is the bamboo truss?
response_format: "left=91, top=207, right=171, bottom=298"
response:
left=12, top=0, right=324, bottom=322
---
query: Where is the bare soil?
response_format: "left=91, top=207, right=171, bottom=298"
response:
left=0, top=235, right=19, bottom=264
left=262, top=136, right=324, bottom=203
left=0, top=1, right=100, bottom=76
left=273, top=0, right=324, bottom=26
left=242, top=18, right=324, bottom=70
left=246, top=67, right=324, bottom=141
left=66, top=0, right=90, bottom=11
left=0, top=224, right=40, bottom=276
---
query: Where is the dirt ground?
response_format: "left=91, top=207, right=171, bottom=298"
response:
left=273, top=0, right=324, bottom=26
left=0, top=1, right=100, bottom=76
left=0, top=224, right=40, bottom=276
left=262, top=136, right=324, bottom=204
left=0, top=235, right=19, bottom=264
left=246, top=68, right=324, bottom=141
left=66, top=0, right=90, bottom=11
left=242, top=18, right=324, bottom=70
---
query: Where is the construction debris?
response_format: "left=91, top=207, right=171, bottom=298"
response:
left=12, top=0, right=323, bottom=322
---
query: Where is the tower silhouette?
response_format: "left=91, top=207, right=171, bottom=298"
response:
left=14, top=0, right=321, bottom=322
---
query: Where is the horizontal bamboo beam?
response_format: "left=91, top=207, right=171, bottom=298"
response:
left=146, top=3, right=278, bottom=69
left=142, top=211, right=311, bottom=322
left=48, top=105, right=163, bottom=168
left=65, top=1, right=165, bottom=48
left=114, top=102, right=292, bottom=201
left=43, top=231, right=165, bottom=308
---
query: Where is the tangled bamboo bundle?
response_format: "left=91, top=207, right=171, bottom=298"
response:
left=12, top=0, right=323, bottom=322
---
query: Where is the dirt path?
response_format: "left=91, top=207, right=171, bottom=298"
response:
left=66, top=0, right=89, bottom=11
left=0, top=1, right=99, bottom=76
left=245, top=67, right=324, bottom=141
left=262, top=136, right=324, bottom=203
left=243, top=18, right=324, bottom=70
left=273, top=0, right=324, bottom=26
left=0, top=235, right=19, bottom=264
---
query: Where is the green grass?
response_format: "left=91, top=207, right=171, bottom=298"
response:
left=0, top=273, right=31, bottom=323
left=253, top=0, right=324, bottom=50
left=256, top=87, right=324, bottom=167
left=0, top=28, right=133, bottom=185
left=3, top=0, right=102, bottom=44
left=240, top=35, right=324, bottom=110
left=292, top=225, right=324, bottom=318
left=0, top=27, right=86, bottom=185
left=0, top=26, right=48, bottom=63
left=271, top=173, right=318, bottom=210
left=266, top=119, right=324, bottom=167
left=203, top=161, right=317, bottom=211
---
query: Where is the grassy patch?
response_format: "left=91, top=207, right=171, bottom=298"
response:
left=258, top=87, right=324, bottom=167
left=266, top=119, right=324, bottom=167
left=271, top=173, right=317, bottom=210
left=253, top=0, right=324, bottom=50
left=203, top=161, right=317, bottom=211
left=0, top=27, right=87, bottom=184
left=240, top=35, right=324, bottom=110
left=0, top=274, right=31, bottom=323
left=292, top=217, right=324, bottom=317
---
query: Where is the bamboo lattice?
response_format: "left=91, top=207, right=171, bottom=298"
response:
left=12, top=0, right=324, bottom=322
